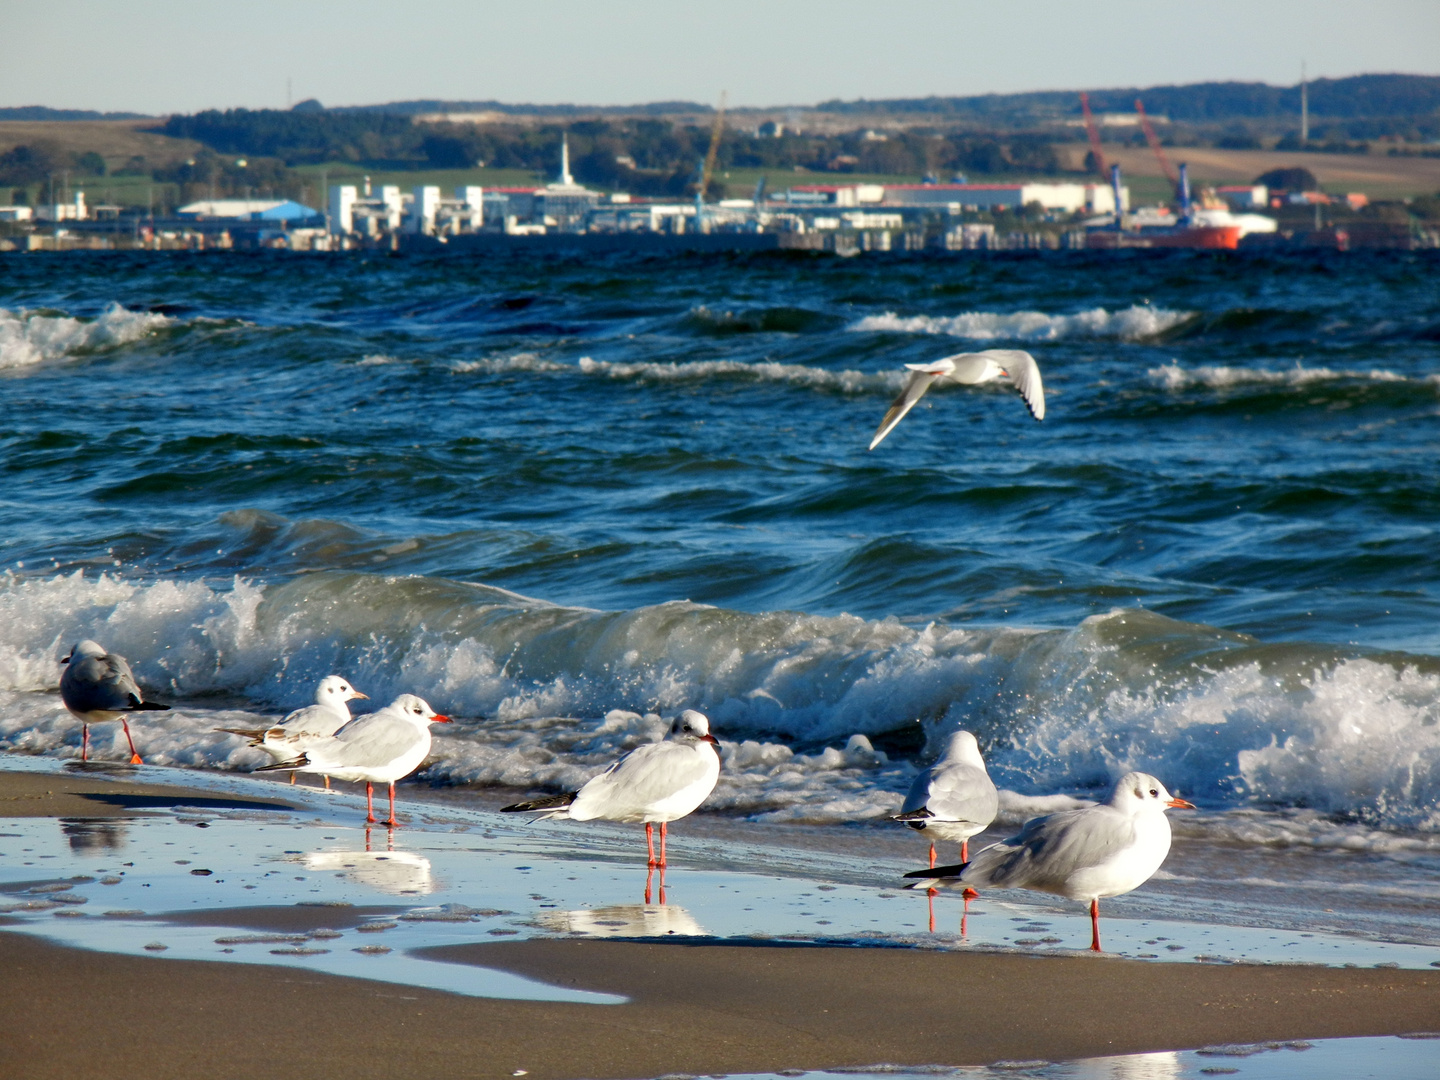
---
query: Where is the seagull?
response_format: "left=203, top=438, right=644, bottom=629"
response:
left=869, top=349, right=1045, bottom=450
left=257, top=694, right=450, bottom=827
left=216, top=675, right=368, bottom=788
left=60, top=640, right=171, bottom=764
left=501, top=710, right=721, bottom=872
left=893, top=730, right=998, bottom=867
left=904, top=771, right=1194, bottom=952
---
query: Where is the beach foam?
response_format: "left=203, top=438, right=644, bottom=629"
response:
left=1149, top=362, right=1417, bottom=391
left=449, top=351, right=900, bottom=394
left=850, top=305, right=1192, bottom=342
left=0, top=303, right=171, bottom=369
left=4, top=572, right=1440, bottom=834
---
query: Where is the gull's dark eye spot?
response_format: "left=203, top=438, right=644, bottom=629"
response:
left=1149, top=789, right=1159, bottom=797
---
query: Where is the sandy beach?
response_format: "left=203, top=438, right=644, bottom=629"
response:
left=1, top=762, right=1437, bottom=1080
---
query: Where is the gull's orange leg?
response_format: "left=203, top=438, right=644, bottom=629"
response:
left=121, top=719, right=143, bottom=765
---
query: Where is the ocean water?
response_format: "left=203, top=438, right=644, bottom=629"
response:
left=2, top=249, right=1440, bottom=912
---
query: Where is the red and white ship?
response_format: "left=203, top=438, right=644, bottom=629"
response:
left=1086, top=164, right=1273, bottom=250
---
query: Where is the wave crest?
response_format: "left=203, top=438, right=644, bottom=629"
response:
left=1149, top=362, right=1419, bottom=390
left=5, top=571, right=1440, bottom=830
left=0, top=303, right=171, bottom=369
left=850, top=304, right=1192, bottom=342
left=449, top=352, right=900, bottom=394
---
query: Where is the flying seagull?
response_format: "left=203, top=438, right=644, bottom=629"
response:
left=870, top=349, right=1045, bottom=450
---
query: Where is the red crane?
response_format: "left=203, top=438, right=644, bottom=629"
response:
left=1079, top=92, right=1107, bottom=178
left=1135, top=98, right=1178, bottom=186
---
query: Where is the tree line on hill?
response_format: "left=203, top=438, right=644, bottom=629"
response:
left=151, top=109, right=1065, bottom=194
left=3, top=74, right=1437, bottom=207
left=820, top=74, right=1440, bottom=132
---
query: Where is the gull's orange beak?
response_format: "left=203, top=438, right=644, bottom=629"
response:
left=352, top=691, right=369, bottom=699
left=432, top=714, right=452, bottom=724
left=1167, top=797, right=1196, bottom=809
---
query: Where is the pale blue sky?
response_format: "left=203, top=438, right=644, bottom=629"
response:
left=4, top=0, right=1437, bottom=115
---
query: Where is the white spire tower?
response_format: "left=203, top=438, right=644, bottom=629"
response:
left=1300, top=61, right=1309, bottom=144
left=560, top=133, right=573, bottom=187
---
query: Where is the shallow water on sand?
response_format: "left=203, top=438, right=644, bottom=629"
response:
left=736, top=1034, right=1440, bottom=1080
left=3, top=249, right=1440, bottom=946
left=1, top=758, right=1436, bottom=1000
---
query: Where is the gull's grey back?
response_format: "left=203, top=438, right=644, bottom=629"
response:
left=60, top=642, right=143, bottom=715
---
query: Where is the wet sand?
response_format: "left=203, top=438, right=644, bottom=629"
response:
left=2, top=930, right=1438, bottom=1080
left=3, top=767, right=1440, bottom=1080
left=0, top=767, right=301, bottom=818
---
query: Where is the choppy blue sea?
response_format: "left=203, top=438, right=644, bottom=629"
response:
left=2, top=248, right=1440, bottom=849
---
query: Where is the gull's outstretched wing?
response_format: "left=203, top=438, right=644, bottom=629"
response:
left=869, top=368, right=943, bottom=450
left=989, top=349, right=1045, bottom=421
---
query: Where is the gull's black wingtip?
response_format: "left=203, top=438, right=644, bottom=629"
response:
left=892, top=808, right=933, bottom=822
left=255, top=753, right=307, bottom=772
left=500, top=791, right=578, bottom=813
left=903, top=861, right=967, bottom=880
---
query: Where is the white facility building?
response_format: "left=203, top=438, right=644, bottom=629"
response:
left=786, top=182, right=1126, bottom=214
left=880, top=183, right=1126, bottom=214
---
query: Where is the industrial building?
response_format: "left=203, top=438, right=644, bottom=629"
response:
left=177, top=199, right=322, bottom=224
left=783, top=182, right=1126, bottom=214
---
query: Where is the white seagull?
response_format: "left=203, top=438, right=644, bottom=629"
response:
left=869, top=349, right=1045, bottom=450
left=258, top=694, right=450, bottom=827
left=904, top=771, right=1194, bottom=952
left=501, top=710, right=721, bottom=869
left=893, top=730, right=998, bottom=867
left=216, top=675, right=368, bottom=788
left=60, top=640, right=171, bottom=764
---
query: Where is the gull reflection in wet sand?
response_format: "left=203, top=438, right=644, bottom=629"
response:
left=645, top=863, right=666, bottom=905
left=59, top=817, right=129, bottom=852
left=927, top=885, right=977, bottom=939
left=1071, top=1051, right=1181, bottom=1080
left=302, top=828, right=433, bottom=895
left=536, top=903, right=706, bottom=938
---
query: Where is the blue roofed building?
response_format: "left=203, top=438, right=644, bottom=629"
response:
left=176, top=199, right=322, bottom=224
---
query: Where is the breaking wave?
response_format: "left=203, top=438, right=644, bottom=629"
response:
left=1149, top=362, right=1425, bottom=391
left=850, top=304, right=1193, bottom=342
left=451, top=352, right=901, bottom=394
left=0, top=303, right=171, bottom=369
left=3, top=570, right=1440, bottom=832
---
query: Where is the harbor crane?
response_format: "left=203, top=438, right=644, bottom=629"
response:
left=1079, top=92, right=1107, bottom=178
left=1135, top=98, right=1178, bottom=187
left=699, top=91, right=727, bottom=199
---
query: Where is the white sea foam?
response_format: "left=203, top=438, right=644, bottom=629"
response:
left=448, top=351, right=899, bottom=394
left=850, top=304, right=1192, bottom=342
left=450, top=352, right=571, bottom=375
left=1001, top=612, right=1440, bottom=831
left=576, top=356, right=897, bottom=394
left=0, top=303, right=171, bottom=369
left=1149, top=362, right=1416, bottom=390
left=4, top=573, right=1440, bottom=834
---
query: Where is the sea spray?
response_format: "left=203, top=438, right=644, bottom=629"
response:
left=5, top=570, right=1440, bottom=829
left=0, top=303, right=171, bottom=369
left=850, top=304, right=1194, bottom=342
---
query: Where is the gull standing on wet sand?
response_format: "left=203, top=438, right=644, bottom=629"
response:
left=893, top=730, right=998, bottom=867
left=904, top=771, right=1194, bottom=952
left=258, top=694, right=450, bottom=827
left=501, top=710, right=721, bottom=871
left=60, top=640, right=171, bottom=764
left=869, top=349, right=1045, bottom=450
left=216, top=675, right=368, bottom=788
